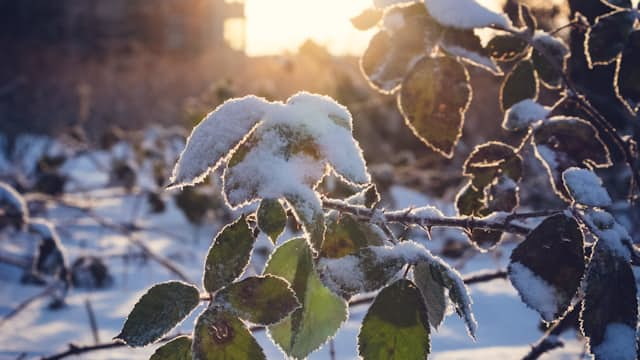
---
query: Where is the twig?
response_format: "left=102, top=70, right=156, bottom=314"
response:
left=521, top=306, right=580, bottom=360
left=84, top=299, right=100, bottom=345
left=322, top=198, right=532, bottom=235
left=0, top=284, right=57, bottom=329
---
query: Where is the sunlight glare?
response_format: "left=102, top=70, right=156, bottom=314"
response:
left=245, top=0, right=374, bottom=56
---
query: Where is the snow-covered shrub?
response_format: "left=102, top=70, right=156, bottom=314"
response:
left=119, top=1, right=640, bottom=359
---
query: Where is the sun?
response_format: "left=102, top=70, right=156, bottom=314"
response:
left=244, top=0, right=374, bottom=56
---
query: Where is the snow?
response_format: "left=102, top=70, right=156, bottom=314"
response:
left=373, top=0, right=415, bottom=9
left=584, top=209, right=633, bottom=261
left=424, top=0, right=511, bottom=29
left=318, top=255, right=367, bottom=293
left=562, top=168, right=612, bottom=207
left=502, top=99, right=549, bottom=131
left=508, top=262, right=561, bottom=322
left=0, top=182, right=27, bottom=218
left=591, top=323, right=637, bottom=360
left=170, top=95, right=271, bottom=187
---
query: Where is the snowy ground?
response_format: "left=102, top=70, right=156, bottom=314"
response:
left=0, top=136, right=588, bottom=359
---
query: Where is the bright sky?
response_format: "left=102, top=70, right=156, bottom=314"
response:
left=244, top=0, right=375, bottom=56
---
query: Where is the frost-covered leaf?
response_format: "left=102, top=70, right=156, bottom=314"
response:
left=361, top=4, right=441, bottom=93
left=318, top=245, right=405, bottom=298
left=0, top=182, right=28, bottom=229
left=170, top=96, right=270, bottom=187
left=399, top=56, right=471, bottom=158
left=531, top=31, right=569, bottom=88
left=345, top=183, right=381, bottom=208
left=440, top=27, right=501, bottom=74
left=581, top=241, right=638, bottom=360
left=192, top=308, right=265, bottom=360
left=285, top=190, right=326, bottom=253
left=214, top=275, right=300, bottom=326
left=602, top=0, right=632, bottom=8
left=519, top=4, right=537, bottom=35
left=500, top=59, right=538, bottom=111
left=257, top=198, right=287, bottom=243
left=585, top=10, right=636, bottom=67
left=358, top=280, right=430, bottom=360
left=116, top=281, right=200, bottom=347
left=264, top=238, right=348, bottom=359
left=463, top=141, right=522, bottom=188
left=508, top=214, right=585, bottom=321
left=150, top=336, right=192, bottom=360
left=486, top=35, right=529, bottom=62
left=484, top=175, right=519, bottom=212
left=533, top=116, right=612, bottom=201
left=424, top=0, right=511, bottom=29
left=28, top=218, right=67, bottom=278
left=615, top=31, right=640, bottom=115
left=562, top=168, right=612, bottom=207
left=351, top=8, right=384, bottom=30
left=203, top=216, right=255, bottom=293
left=502, top=99, right=549, bottom=131
left=320, top=213, right=385, bottom=259
left=455, top=181, right=485, bottom=217
left=414, top=262, right=447, bottom=329
left=584, top=209, right=634, bottom=260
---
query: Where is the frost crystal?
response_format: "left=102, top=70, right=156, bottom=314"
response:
left=508, top=262, right=561, bottom=321
left=562, top=168, right=612, bottom=207
left=424, top=0, right=511, bottom=29
left=502, top=99, right=549, bottom=131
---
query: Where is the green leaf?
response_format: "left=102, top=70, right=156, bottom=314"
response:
left=509, top=214, right=585, bottom=321
left=463, top=141, right=523, bottom=189
left=414, top=262, right=447, bottom=329
left=351, top=8, right=383, bottom=31
left=399, top=56, right=471, bottom=158
left=533, top=116, right=612, bottom=202
left=214, top=275, right=300, bottom=326
left=585, top=10, right=636, bottom=67
left=264, top=238, right=348, bottom=359
left=581, top=241, right=638, bottom=359
left=116, top=282, right=200, bottom=347
left=531, top=33, right=568, bottom=89
left=192, top=308, right=265, bottom=360
left=486, top=35, right=529, bottom=62
left=284, top=191, right=326, bottom=254
left=203, top=216, right=255, bottom=293
left=615, top=31, right=640, bottom=115
left=358, top=280, right=430, bottom=360
left=361, top=4, right=442, bottom=93
left=150, top=336, right=192, bottom=360
left=320, top=213, right=385, bottom=259
left=500, top=59, right=538, bottom=111
left=257, top=198, right=287, bottom=243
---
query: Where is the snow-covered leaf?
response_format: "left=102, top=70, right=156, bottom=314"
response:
left=214, top=275, right=300, bottom=326
left=584, top=209, right=634, bottom=260
left=264, top=238, right=348, bottom=359
left=170, top=96, right=270, bottom=188
left=351, top=8, right=384, bottom=30
left=500, top=59, right=538, bottom=111
left=532, top=116, right=612, bottom=202
left=399, top=56, right=471, bottom=158
left=0, top=181, right=28, bottom=229
left=28, top=218, right=67, bottom=279
left=192, top=308, right=265, bottom=360
left=581, top=240, right=638, bottom=360
left=463, top=141, right=522, bottom=188
left=285, top=190, right=326, bottom=253
left=508, top=214, right=585, bottom=321
left=440, top=27, right=501, bottom=74
left=320, top=213, right=385, bottom=259
left=615, top=31, right=640, bottom=115
left=585, top=10, right=635, bottom=67
left=257, top=198, right=287, bottom=243
left=414, top=262, right=447, bottom=329
left=150, top=336, right=192, bottom=360
left=562, top=168, right=612, bottom=207
left=116, top=281, right=200, bottom=347
left=361, top=4, right=440, bottom=93
left=502, top=99, right=549, bottom=131
left=424, top=0, right=511, bottom=29
left=203, top=216, right=255, bottom=293
left=531, top=31, right=569, bottom=88
left=358, top=280, right=431, bottom=359
left=486, top=34, right=529, bottom=62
